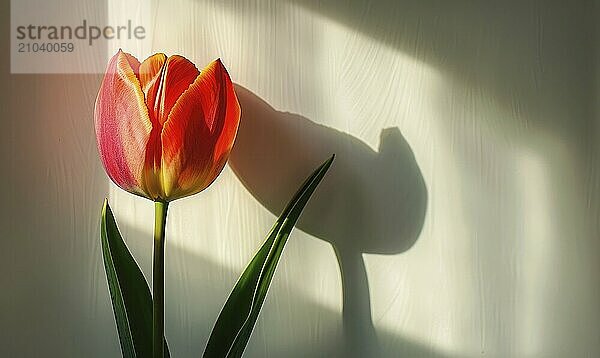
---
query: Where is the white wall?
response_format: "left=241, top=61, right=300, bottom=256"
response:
left=1, top=0, right=598, bottom=357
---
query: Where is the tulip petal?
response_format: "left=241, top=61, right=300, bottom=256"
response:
left=159, top=84, right=213, bottom=200
left=140, top=55, right=200, bottom=199
left=206, top=60, right=241, bottom=177
left=145, top=55, right=200, bottom=126
left=122, top=52, right=141, bottom=74
left=95, top=50, right=152, bottom=198
left=160, top=59, right=240, bottom=200
left=138, top=53, right=167, bottom=94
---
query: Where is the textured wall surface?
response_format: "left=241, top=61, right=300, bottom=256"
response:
left=1, top=0, right=599, bottom=357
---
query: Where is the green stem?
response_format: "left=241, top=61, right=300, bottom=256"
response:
left=153, top=200, right=169, bottom=358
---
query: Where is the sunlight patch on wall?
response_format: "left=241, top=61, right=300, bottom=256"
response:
left=106, top=0, right=155, bottom=59
left=514, top=148, right=554, bottom=356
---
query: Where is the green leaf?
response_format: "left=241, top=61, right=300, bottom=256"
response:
left=204, top=155, right=335, bottom=358
left=101, top=200, right=171, bottom=358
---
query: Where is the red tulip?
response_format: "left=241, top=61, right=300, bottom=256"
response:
left=95, top=50, right=240, bottom=202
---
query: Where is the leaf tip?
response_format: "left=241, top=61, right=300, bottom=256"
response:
left=323, top=154, right=335, bottom=170
left=102, top=198, right=111, bottom=218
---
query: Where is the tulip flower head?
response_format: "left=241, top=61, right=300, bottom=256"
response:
left=95, top=50, right=240, bottom=202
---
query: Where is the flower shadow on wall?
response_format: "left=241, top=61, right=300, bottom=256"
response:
left=229, top=85, right=428, bottom=357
